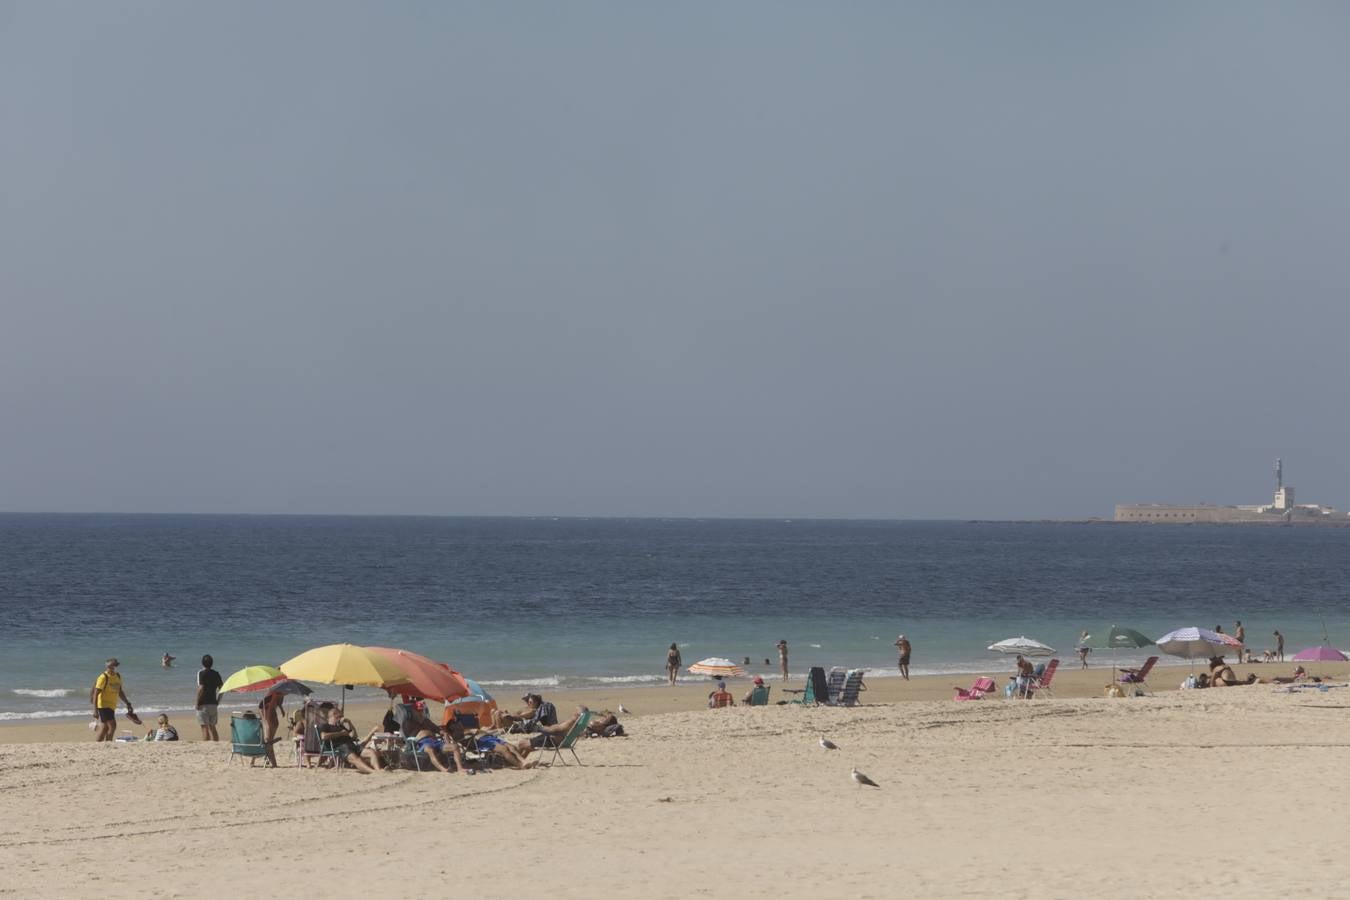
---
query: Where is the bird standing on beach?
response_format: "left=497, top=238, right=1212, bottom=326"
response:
left=819, top=736, right=839, bottom=751
left=852, top=768, right=880, bottom=788
left=618, top=704, right=630, bottom=715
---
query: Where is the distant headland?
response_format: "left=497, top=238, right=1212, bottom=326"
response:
left=1114, top=458, right=1346, bottom=525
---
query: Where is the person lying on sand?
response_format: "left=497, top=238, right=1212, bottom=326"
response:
left=318, top=706, right=382, bottom=773
left=1270, top=666, right=1321, bottom=684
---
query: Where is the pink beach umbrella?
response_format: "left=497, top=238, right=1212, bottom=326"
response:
left=1291, top=646, right=1349, bottom=662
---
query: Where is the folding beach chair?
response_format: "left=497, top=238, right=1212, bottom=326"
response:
left=747, top=685, right=770, bottom=706
left=825, top=667, right=847, bottom=703
left=782, top=667, right=828, bottom=706
left=833, top=669, right=865, bottom=707
left=536, top=710, right=593, bottom=768
left=953, top=676, right=998, bottom=701
left=294, top=700, right=331, bottom=768
left=227, top=712, right=269, bottom=767
left=1023, top=659, right=1060, bottom=699
left=393, top=702, right=441, bottom=772
left=1119, top=656, right=1158, bottom=695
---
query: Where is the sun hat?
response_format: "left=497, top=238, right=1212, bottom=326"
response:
left=752, top=675, right=764, bottom=685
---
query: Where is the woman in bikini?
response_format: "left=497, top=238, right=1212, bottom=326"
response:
left=666, top=643, right=682, bottom=686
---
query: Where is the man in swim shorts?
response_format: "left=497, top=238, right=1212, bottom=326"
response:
left=90, top=658, right=135, bottom=742
left=894, top=634, right=912, bottom=680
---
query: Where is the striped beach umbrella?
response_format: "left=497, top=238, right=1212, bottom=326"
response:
left=688, top=657, right=747, bottom=678
left=1155, top=627, right=1240, bottom=660
left=987, top=636, right=1055, bottom=657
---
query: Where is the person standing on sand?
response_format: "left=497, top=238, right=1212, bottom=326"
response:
left=195, top=654, right=223, bottom=741
left=665, top=643, right=682, bottom=685
left=776, top=640, right=789, bottom=681
left=1274, top=630, right=1285, bottom=662
left=894, top=634, right=911, bottom=680
left=1234, top=621, right=1245, bottom=661
left=1076, top=630, right=1091, bottom=669
left=90, top=658, right=135, bottom=742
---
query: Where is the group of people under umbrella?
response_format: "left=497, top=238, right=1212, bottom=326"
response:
left=216, top=643, right=588, bottom=771
left=986, top=626, right=1346, bottom=693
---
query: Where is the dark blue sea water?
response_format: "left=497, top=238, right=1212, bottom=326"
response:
left=3, top=514, right=1348, bottom=720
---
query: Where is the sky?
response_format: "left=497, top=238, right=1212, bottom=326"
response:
left=3, top=2, right=1349, bottom=519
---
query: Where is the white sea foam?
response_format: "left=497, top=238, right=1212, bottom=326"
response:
left=479, top=676, right=562, bottom=688
left=0, top=710, right=84, bottom=721
left=585, top=674, right=665, bottom=685
left=12, top=689, right=71, bottom=698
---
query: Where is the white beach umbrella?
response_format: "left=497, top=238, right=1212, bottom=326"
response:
left=1155, top=627, right=1241, bottom=661
left=687, top=657, right=747, bottom=678
left=987, top=636, right=1055, bottom=657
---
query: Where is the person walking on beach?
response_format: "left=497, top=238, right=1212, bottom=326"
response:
left=90, top=658, right=135, bottom=742
left=665, top=643, right=682, bottom=686
left=1076, top=630, right=1091, bottom=669
left=776, top=640, right=789, bottom=681
left=195, top=654, right=223, bottom=741
left=894, top=634, right=911, bottom=680
left=1274, top=630, right=1285, bottom=662
left=1234, top=621, right=1246, bottom=662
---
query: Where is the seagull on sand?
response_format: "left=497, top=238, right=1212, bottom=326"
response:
left=819, top=736, right=839, bottom=751
left=618, top=704, right=630, bottom=715
left=851, top=768, right=880, bottom=788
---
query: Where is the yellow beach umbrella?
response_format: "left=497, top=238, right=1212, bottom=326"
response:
left=279, top=643, right=408, bottom=688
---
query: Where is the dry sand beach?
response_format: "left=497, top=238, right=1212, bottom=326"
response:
left=3, top=663, right=1349, bottom=899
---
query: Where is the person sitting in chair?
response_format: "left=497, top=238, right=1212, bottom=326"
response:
left=492, top=693, right=558, bottom=733
left=741, top=675, right=766, bottom=705
left=444, top=719, right=535, bottom=770
left=318, top=706, right=382, bottom=773
left=402, top=705, right=469, bottom=775
left=518, top=705, right=591, bottom=755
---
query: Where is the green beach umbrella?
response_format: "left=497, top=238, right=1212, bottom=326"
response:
left=1091, top=626, right=1154, bottom=651
left=1088, top=626, right=1154, bottom=681
left=219, top=665, right=286, bottom=695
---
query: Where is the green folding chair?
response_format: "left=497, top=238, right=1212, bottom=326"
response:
left=227, top=712, right=269, bottom=767
left=537, top=710, right=592, bottom=767
left=747, top=685, right=771, bottom=706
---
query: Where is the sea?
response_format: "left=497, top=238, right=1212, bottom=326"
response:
left=2, top=513, right=1348, bottom=722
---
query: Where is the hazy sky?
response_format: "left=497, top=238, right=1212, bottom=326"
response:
left=3, top=2, right=1349, bottom=518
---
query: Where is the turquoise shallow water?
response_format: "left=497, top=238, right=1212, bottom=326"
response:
left=2, top=514, right=1347, bottom=720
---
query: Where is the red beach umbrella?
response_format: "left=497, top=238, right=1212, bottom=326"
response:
left=365, top=647, right=471, bottom=702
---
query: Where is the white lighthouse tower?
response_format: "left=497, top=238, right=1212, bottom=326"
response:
left=1273, top=458, right=1294, bottom=510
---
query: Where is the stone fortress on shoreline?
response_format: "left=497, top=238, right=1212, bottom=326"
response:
left=1115, top=459, right=1346, bottom=524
